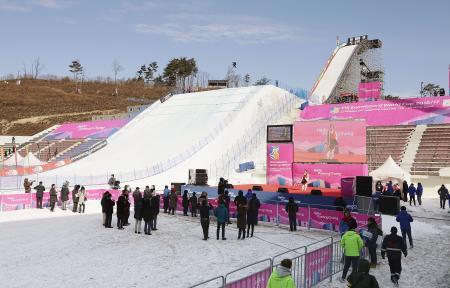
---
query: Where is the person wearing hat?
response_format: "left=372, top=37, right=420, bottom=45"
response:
left=60, top=181, right=70, bottom=211
left=267, top=258, right=295, bottom=288
left=381, top=226, right=407, bottom=286
left=285, top=197, right=299, bottom=232
left=33, top=181, right=45, bottom=209
left=340, top=218, right=363, bottom=283
left=190, top=192, right=198, bottom=217
left=346, top=258, right=380, bottom=288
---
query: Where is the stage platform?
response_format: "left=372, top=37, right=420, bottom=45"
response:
left=232, top=184, right=342, bottom=197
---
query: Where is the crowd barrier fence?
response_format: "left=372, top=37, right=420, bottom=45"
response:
left=190, top=234, right=369, bottom=288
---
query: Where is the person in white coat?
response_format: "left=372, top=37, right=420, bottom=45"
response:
left=78, top=186, right=87, bottom=213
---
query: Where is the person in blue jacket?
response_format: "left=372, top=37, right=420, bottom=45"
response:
left=407, top=183, right=416, bottom=206
left=416, top=183, right=423, bottom=206
left=396, top=206, right=413, bottom=248
left=215, top=200, right=228, bottom=240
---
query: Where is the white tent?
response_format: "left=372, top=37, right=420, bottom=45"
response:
left=369, top=156, right=411, bottom=183
left=3, top=153, right=24, bottom=166
left=439, top=167, right=450, bottom=177
left=18, top=152, right=44, bottom=166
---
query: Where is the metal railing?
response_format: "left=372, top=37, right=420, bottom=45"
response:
left=188, top=276, right=225, bottom=288
left=190, top=235, right=351, bottom=288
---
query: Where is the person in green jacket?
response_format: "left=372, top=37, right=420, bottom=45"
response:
left=267, top=258, right=295, bottom=288
left=340, top=219, right=363, bottom=283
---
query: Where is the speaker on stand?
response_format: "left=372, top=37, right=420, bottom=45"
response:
left=355, top=176, right=373, bottom=197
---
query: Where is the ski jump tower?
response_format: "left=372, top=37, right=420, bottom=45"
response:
left=310, top=35, right=384, bottom=104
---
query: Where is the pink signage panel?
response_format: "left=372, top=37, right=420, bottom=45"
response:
left=267, top=143, right=293, bottom=186
left=47, top=119, right=128, bottom=139
left=300, top=96, right=450, bottom=126
left=292, top=163, right=368, bottom=189
left=225, top=267, right=271, bottom=288
left=305, top=245, right=332, bottom=286
left=293, top=120, right=366, bottom=163
left=358, top=81, right=381, bottom=101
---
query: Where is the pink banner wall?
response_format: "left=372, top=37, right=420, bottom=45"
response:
left=305, top=244, right=332, bottom=287
left=48, top=119, right=128, bottom=139
left=358, top=81, right=381, bottom=101
left=292, top=163, right=368, bottom=188
left=267, top=143, right=293, bottom=186
left=293, top=120, right=366, bottom=163
left=300, top=96, right=450, bottom=126
left=225, top=268, right=271, bottom=288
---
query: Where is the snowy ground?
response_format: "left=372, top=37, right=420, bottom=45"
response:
left=0, top=201, right=334, bottom=288
left=1, top=192, right=449, bottom=288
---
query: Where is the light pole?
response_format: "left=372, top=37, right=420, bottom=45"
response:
left=420, top=81, right=424, bottom=97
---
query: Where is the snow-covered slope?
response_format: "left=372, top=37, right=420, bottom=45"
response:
left=24, top=85, right=302, bottom=189
left=310, top=44, right=358, bottom=104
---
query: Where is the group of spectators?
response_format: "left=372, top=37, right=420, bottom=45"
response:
left=28, top=180, right=87, bottom=213
left=372, top=180, right=450, bottom=210
left=101, top=185, right=160, bottom=234
left=338, top=205, right=414, bottom=287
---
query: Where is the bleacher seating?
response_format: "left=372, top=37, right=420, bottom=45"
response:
left=366, top=125, right=415, bottom=171
left=411, top=124, right=450, bottom=176
left=54, top=139, right=103, bottom=161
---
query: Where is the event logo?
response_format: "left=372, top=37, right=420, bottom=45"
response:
left=269, top=146, right=280, bottom=160
left=330, top=107, right=340, bottom=114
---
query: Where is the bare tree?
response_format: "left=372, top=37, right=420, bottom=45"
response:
left=112, top=60, right=123, bottom=85
left=32, top=57, right=44, bottom=79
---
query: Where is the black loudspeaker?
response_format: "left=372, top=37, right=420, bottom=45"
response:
left=379, top=196, right=400, bottom=215
left=277, top=188, right=289, bottom=193
left=188, top=169, right=208, bottom=185
left=252, top=185, right=263, bottom=191
left=356, top=176, right=373, bottom=197
left=311, top=189, right=322, bottom=196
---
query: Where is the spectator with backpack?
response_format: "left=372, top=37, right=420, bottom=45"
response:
left=381, top=226, right=407, bottom=286
left=340, top=219, right=363, bottom=283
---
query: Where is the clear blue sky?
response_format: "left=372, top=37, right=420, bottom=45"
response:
left=1, top=0, right=449, bottom=96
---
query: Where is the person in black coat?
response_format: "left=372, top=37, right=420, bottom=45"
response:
left=134, top=197, right=143, bottom=234
left=116, top=192, right=127, bottom=230
left=246, top=193, right=261, bottom=237
left=189, top=192, right=198, bottom=217
left=151, top=194, right=160, bottom=230
left=402, top=180, right=408, bottom=202
left=285, top=197, right=298, bottom=231
left=234, top=190, right=246, bottom=207
left=142, top=196, right=153, bottom=235
left=199, top=199, right=213, bottom=240
left=223, top=190, right=231, bottom=224
left=381, top=226, right=407, bottom=286
left=218, top=177, right=226, bottom=195
left=124, top=190, right=131, bottom=225
left=104, top=193, right=115, bottom=228
left=182, top=190, right=189, bottom=216
left=101, top=191, right=110, bottom=227
left=334, top=197, right=347, bottom=211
